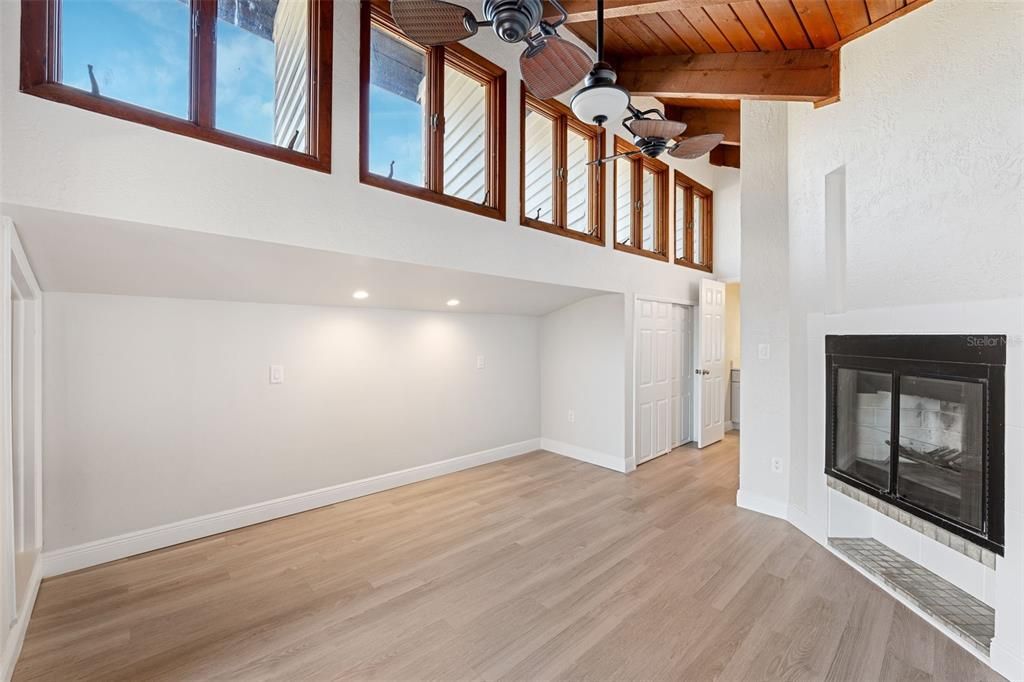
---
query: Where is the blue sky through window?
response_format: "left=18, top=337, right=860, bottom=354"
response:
left=61, top=1, right=427, bottom=159
left=61, top=0, right=191, bottom=118
left=368, top=86, right=424, bottom=186
left=61, top=0, right=276, bottom=142
left=216, top=15, right=275, bottom=142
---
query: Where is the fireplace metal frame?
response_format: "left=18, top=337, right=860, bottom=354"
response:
left=825, top=335, right=1005, bottom=555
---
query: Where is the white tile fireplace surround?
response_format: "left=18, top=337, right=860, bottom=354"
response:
left=825, top=334, right=1005, bottom=561
left=784, top=298, right=1023, bottom=680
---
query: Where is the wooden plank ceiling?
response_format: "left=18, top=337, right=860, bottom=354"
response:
left=562, top=0, right=924, bottom=56
left=556, top=0, right=931, bottom=166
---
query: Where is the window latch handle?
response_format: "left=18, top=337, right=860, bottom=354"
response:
left=430, top=113, right=440, bottom=131
left=557, top=167, right=565, bottom=181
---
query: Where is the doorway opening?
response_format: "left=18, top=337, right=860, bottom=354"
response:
left=1, top=219, right=43, bottom=629
left=635, top=279, right=737, bottom=467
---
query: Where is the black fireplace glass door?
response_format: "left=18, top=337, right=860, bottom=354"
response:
left=835, top=368, right=893, bottom=491
left=896, top=376, right=984, bottom=530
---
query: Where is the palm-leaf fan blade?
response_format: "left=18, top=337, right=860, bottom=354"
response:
left=521, top=36, right=592, bottom=100
left=669, top=133, right=726, bottom=160
left=391, top=0, right=478, bottom=46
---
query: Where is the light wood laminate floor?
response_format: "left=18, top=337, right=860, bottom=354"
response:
left=15, top=434, right=1002, bottom=681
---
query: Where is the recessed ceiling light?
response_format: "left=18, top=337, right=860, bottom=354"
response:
left=446, top=299, right=460, bottom=307
left=352, top=290, right=369, bottom=300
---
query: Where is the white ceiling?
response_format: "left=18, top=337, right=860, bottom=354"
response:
left=2, top=204, right=610, bottom=316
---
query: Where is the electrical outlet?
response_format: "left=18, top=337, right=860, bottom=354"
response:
left=476, top=355, right=486, bottom=369
left=771, top=457, right=783, bottom=473
left=758, top=343, right=771, bottom=360
left=568, top=409, right=575, bottom=423
left=269, top=364, right=284, bottom=384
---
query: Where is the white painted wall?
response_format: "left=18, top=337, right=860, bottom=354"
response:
left=713, top=166, right=741, bottom=282
left=736, top=101, right=790, bottom=519
left=540, top=294, right=626, bottom=471
left=739, top=1, right=1024, bottom=677
left=42, top=292, right=541, bottom=551
left=0, top=0, right=735, bottom=304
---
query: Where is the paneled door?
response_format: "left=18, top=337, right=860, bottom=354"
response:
left=695, top=279, right=726, bottom=447
left=636, top=299, right=673, bottom=464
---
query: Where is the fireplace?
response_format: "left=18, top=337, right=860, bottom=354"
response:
left=826, top=335, right=1005, bottom=554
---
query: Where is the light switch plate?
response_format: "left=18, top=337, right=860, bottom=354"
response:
left=568, top=409, right=575, bottom=423
left=269, top=365, right=284, bottom=384
left=476, top=355, right=485, bottom=369
left=758, top=343, right=771, bottom=360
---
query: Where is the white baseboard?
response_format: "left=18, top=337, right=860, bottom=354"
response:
left=540, top=438, right=626, bottom=473
left=735, top=489, right=789, bottom=520
left=2, top=554, right=41, bottom=682
left=42, top=438, right=541, bottom=578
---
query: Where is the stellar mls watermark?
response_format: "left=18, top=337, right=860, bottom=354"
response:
left=965, top=335, right=1022, bottom=347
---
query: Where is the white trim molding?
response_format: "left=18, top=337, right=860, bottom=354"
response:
left=735, top=489, right=789, bottom=520
left=1, top=555, right=41, bottom=682
left=540, top=438, right=627, bottom=473
left=42, top=439, right=541, bottom=578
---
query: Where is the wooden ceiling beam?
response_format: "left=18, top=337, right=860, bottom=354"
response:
left=663, top=106, right=740, bottom=146
left=709, top=145, right=740, bottom=169
left=615, top=49, right=839, bottom=102
left=546, top=0, right=737, bottom=24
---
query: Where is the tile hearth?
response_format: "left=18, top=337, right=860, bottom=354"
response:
left=830, top=537, right=995, bottom=654
left=827, top=476, right=997, bottom=569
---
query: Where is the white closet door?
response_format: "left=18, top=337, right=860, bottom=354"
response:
left=636, top=300, right=673, bottom=464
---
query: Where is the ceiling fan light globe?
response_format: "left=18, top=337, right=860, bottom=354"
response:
left=571, top=82, right=629, bottom=127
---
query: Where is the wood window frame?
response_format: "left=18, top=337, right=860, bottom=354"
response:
left=19, top=0, right=333, bottom=172
left=674, top=170, right=714, bottom=273
left=612, top=136, right=669, bottom=262
left=519, top=91, right=605, bottom=246
left=359, top=2, right=507, bottom=222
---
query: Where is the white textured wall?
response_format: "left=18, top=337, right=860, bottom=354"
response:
left=540, top=295, right=626, bottom=469
left=713, top=166, right=741, bottom=282
left=737, top=101, right=791, bottom=515
left=42, top=293, right=541, bottom=550
left=741, top=1, right=1024, bottom=677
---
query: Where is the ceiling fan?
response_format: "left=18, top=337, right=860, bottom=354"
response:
left=568, top=0, right=725, bottom=165
left=390, top=0, right=593, bottom=99
left=587, top=107, right=726, bottom=167
left=391, top=0, right=726, bottom=162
